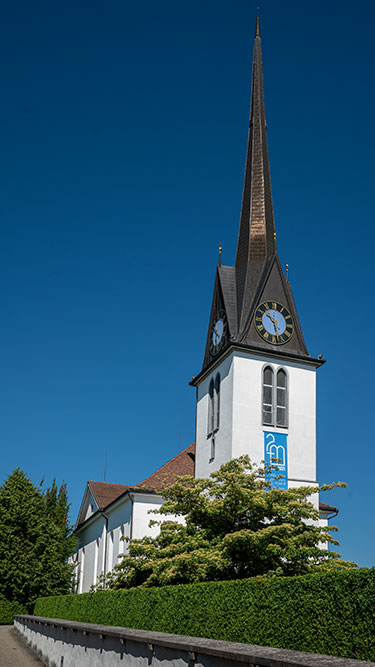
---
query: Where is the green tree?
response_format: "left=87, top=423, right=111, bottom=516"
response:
left=111, top=456, right=355, bottom=589
left=0, top=469, right=76, bottom=610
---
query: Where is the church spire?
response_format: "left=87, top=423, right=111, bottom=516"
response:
left=235, top=17, right=276, bottom=330
left=196, top=16, right=313, bottom=377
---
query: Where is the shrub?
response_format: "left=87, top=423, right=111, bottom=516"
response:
left=34, top=568, right=375, bottom=660
left=0, top=595, right=27, bottom=624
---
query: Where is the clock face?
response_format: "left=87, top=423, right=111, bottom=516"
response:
left=210, top=309, right=228, bottom=356
left=254, top=301, right=294, bottom=345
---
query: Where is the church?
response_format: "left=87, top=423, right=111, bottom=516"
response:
left=73, top=18, right=337, bottom=594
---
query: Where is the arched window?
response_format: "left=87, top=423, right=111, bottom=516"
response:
left=262, top=365, right=288, bottom=428
left=276, top=369, right=288, bottom=427
left=262, top=366, right=274, bottom=425
left=214, top=373, right=220, bottom=431
left=207, top=378, right=214, bottom=436
left=207, top=373, right=220, bottom=436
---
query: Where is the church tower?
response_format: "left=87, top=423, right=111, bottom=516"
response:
left=191, top=19, right=324, bottom=491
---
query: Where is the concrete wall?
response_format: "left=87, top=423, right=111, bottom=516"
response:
left=14, top=615, right=370, bottom=667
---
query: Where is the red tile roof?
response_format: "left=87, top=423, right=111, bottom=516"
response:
left=87, top=443, right=195, bottom=513
left=85, top=446, right=337, bottom=520
left=137, top=442, right=195, bottom=493
left=319, top=501, right=338, bottom=514
left=88, top=481, right=130, bottom=510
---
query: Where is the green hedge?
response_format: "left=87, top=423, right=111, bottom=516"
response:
left=0, top=596, right=27, bottom=624
left=34, top=569, right=375, bottom=660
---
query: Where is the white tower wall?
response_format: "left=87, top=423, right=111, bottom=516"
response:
left=195, top=350, right=317, bottom=488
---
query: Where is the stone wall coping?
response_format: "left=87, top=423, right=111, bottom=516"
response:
left=15, top=615, right=375, bottom=667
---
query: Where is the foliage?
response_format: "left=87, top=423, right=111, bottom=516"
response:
left=0, top=468, right=76, bottom=610
left=0, top=594, right=26, bottom=624
left=34, top=568, right=375, bottom=660
left=109, top=456, right=354, bottom=588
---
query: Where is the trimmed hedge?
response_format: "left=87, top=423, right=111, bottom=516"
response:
left=0, top=596, right=27, bottom=624
left=34, top=569, right=375, bottom=661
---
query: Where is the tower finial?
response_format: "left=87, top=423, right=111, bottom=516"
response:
left=286, top=263, right=289, bottom=281
left=218, top=246, right=222, bottom=267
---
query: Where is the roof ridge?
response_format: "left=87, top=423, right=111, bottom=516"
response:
left=88, top=480, right=129, bottom=487
left=137, top=442, right=195, bottom=486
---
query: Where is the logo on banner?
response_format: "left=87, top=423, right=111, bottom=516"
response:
left=264, top=431, right=288, bottom=489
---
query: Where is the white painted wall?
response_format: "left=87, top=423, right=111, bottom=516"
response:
left=195, top=353, right=233, bottom=479
left=75, top=492, right=178, bottom=593
left=75, top=496, right=132, bottom=592
left=196, top=349, right=317, bottom=487
left=132, top=494, right=184, bottom=539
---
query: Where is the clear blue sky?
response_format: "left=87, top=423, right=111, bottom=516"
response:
left=0, top=0, right=374, bottom=568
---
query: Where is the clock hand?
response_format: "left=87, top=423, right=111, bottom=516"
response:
left=266, top=312, right=278, bottom=330
left=213, top=326, right=221, bottom=346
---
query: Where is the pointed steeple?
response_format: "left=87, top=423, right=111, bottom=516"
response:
left=235, top=17, right=276, bottom=331
left=194, top=16, right=318, bottom=381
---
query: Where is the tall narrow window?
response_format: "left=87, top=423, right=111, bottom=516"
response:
left=207, top=379, right=214, bottom=435
left=210, top=435, right=215, bottom=461
left=276, top=369, right=288, bottom=427
left=120, top=525, right=125, bottom=556
left=214, top=373, right=220, bottom=431
left=262, top=366, right=274, bottom=425
left=93, top=538, right=99, bottom=586
left=79, top=547, right=85, bottom=594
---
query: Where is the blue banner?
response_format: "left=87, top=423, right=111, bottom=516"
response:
left=264, top=431, right=288, bottom=489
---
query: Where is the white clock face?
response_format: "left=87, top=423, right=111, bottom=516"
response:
left=255, top=301, right=294, bottom=345
left=263, top=309, right=286, bottom=335
left=212, top=318, right=224, bottom=346
left=210, top=309, right=228, bottom=356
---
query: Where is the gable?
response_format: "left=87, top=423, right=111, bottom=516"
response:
left=76, top=486, right=100, bottom=528
left=201, top=267, right=237, bottom=372
left=240, top=256, right=308, bottom=357
left=75, top=445, right=196, bottom=529
left=88, top=481, right=130, bottom=509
